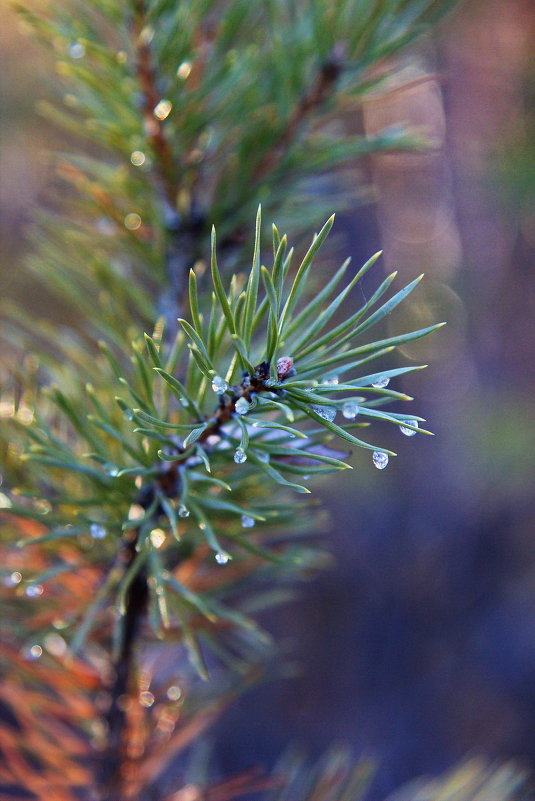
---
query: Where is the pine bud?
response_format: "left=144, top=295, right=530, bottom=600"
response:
left=276, top=355, right=294, bottom=381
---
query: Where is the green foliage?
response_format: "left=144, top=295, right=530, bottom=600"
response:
left=13, top=0, right=455, bottom=240
left=266, top=754, right=528, bottom=801
left=2, top=0, right=458, bottom=372
left=2, top=209, right=442, bottom=663
left=0, top=0, right=476, bottom=799
left=385, top=759, right=529, bottom=801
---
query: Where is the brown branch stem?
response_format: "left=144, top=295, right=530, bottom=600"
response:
left=98, top=5, right=196, bottom=797
left=198, top=369, right=271, bottom=446
left=99, top=19, right=326, bottom=800
left=251, top=52, right=344, bottom=184
left=132, top=0, right=179, bottom=210
left=99, top=535, right=148, bottom=801
left=131, top=0, right=205, bottom=336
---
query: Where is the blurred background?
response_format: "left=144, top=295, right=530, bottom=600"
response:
left=2, top=0, right=535, bottom=796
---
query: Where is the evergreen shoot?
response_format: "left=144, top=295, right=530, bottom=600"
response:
left=2, top=1, right=525, bottom=800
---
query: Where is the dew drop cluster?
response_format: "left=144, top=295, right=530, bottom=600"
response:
left=400, top=420, right=418, bottom=436
left=310, top=404, right=336, bottom=422
left=103, top=463, right=119, bottom=477
left=211, top=375, right=228, bottom=394
left=371, top=376, right=390, bottom=389
left=234, top=447, right=247, bottom=464
left=342, top=400, right=359, bottom=419
left=372, top=451, right=389, bottom=470
left=235, top=397, right=249, bottom=415
left=25, top=584, right=44, bottom=598
left=90, top=523, right=107, bottom=539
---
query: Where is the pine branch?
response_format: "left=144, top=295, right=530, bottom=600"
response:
left=130, top=0, right=204, bottom=337
left=1, top=2, right=465, bottom=798
left=101, top=11, right=206, bottom=778
left=131, top=0, right=179, bottom=210
left=157, top=214, right=206, bottom=346
left=101, top=536, right=148, bottom=800
left=251, top=46, right=345, bottom=184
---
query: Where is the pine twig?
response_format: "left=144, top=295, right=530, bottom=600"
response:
left=99, top=6, right=199, bottom=794
left=132, top=0, right=205, bottom=336
left=100, top=536, right=148, bottom=801
left=251, top=46, right=345, bottom=183
left=132, top=0, right=179, bottom=210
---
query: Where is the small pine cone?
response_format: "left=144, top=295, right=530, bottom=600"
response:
left=276, top=355, right=294, bottom=381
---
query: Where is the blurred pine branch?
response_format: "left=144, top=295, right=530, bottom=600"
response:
left=1, top=1, right=526, bottom=800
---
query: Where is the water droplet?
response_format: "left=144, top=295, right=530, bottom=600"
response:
left=90, top=523, right=107, bottom=539
left=16, top=405, right=34, bottom=425
left=103, top=463, right=120, bottom=477
left=130, top=150, right=146, bottom=166
left=63, top=92, right=78, bottom=108
left=211, top=375, right=228, bottom=394
left=139, top=25, right=154, bottom=44
left=215, top=552, right=230, bottom=565
left=0, top=400, right=15, bottom=419
left=167, top=685, right=182, bottom=701
left=24, top=644, right=43, bottom=660
left=310, top=404, right=336, bottom=422
left=235, top=397, right=249, bottom=415
left=372, top=451, right=389, bottom=470
left=177, top=61, right=192, bottom=79
left=139, top=691, right=155, bottom=708
left=44, top=633, right=67, bottom=657
left=123, top=408, right=134, bottom=421
left=25, top=584, right=44, bottom=598
left=400, top=420, right=419, bottom=437
left=241, top=515, right=255, bottom=529
left=342, top=400, right=359, bottom=419
left=371, top=376, right=390, bottom=389
left=124, top=213, right=142, bottom=231
left=2, top=571, right=22, bottom=587
left=150, top=528, right=166, bottom=548
left=189, top=148, right=203, bottom=164
left=69, top=42, right=85, bottom=58
left=128, top=504, right=144, bottom=521
left=234, top=448, right=247, bottom=464
left=153, top=99, right=172, bottom=120
left=178, top=504, right=190, bottom=518
left=0, top=492, right=12, bottom=509
left=322, top=375, right=339, bottom=386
